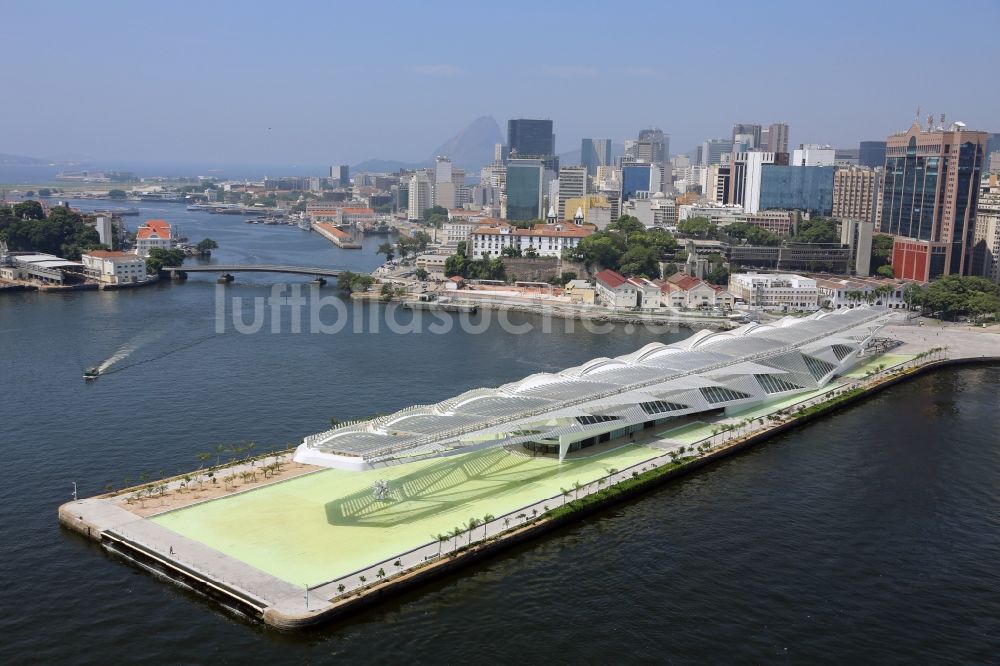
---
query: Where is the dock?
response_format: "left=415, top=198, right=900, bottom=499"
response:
left=313, top=222, right=362, bottom=249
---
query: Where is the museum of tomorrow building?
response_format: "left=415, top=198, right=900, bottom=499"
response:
left=295, top=307, right=896, bottom=470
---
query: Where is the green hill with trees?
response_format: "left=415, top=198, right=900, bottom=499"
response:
left=0, top=200, right=104, bottom=259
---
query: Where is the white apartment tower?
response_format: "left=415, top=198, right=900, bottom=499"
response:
left=408, top=172, right=433, bottom=220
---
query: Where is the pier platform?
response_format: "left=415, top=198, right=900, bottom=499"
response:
left=59, top=322, right=1000, bottom=630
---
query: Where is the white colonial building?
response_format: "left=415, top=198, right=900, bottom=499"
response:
left=82, top=250, right=149, bottom=285
left=729, top=272, right=820, bottom=311
left=812, top=276, right=911, bottom=310
left=469, top=220, right=595, bottom=258
left=594, top=269, right=660, bottom=309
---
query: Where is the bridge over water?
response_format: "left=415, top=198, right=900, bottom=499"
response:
left=164, top=265, right=344, bottom=283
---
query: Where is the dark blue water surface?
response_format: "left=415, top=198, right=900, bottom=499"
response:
left=1, top=202, right=998, bottom=664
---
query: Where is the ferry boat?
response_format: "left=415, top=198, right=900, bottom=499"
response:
left=83, top=367, right=100, bottom=380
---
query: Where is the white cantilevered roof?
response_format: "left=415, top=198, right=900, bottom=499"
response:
left=300, top=307, right=894, bottom=462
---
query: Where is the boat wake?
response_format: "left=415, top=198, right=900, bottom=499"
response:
left=95, top=329, right=165, bottom=373
left=100, top=332, right=220, bottom=375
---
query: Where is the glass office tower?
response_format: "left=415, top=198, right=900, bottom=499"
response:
left=506, top=159, right=544, bottom=222
left=507, top=119, right=555, bottom=158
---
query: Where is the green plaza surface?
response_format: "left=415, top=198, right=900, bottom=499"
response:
left=656, top=421, right=713, bottom=444
left=844, top=353, right=914, bottom=378
left=153, top=444, right=660, bottom=587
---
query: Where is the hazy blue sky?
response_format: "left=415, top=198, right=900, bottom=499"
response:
left=2, top=0, right=998, bottom=166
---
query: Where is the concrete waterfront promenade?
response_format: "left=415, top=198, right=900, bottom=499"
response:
left=58, top=321, right=1000, bottom=630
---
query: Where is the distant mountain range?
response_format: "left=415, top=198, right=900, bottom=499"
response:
left=0, top=152, right=68, bottom=167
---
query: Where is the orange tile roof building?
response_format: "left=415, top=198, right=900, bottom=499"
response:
left=134, top=219, right=172, bottom=257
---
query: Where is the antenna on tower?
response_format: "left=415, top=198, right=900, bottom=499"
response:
left=927, top=114, right=934, bottom=131
left=915, top=105, right=921, bottom=121
left=940, top=113, right=946, bottom=128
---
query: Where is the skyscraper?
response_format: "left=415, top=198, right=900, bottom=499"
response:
left=338, top=165, right=350, bottom=186
left=986, top=133, right=1000, bottom=173
left=557, top=165, right=587, bottom=219
left=833, top=166, right=884, bottom=228
left=701, top=139, right=733, bottom=165
left=505, top=159, right=545, bottom=222
left=858, top=141, right=887, bottom=168
left=507, top=119, right=555, bottom=158
left=731, top=123, right=762, bottom=150
left=434, top=156, right=455, bottom=209
left=972, top=174, right=1000, bottom=283
left=621, top=163, right=662, bottom=200
left=767, top=123, right=789, bottom=154
left=728, top=151, right=783, bottom=212
left=581, top=138, right=611, bottom=177
left=792, top=144, right=836, bottom=167
left=636, top=128, right=669, bottom=163
left=882, top=122, right=988, bottom=280
left=434, top=156, right=452, bottom=184
left=758, top=165, right=835, bottom=215
left=407, top=172, right=432, bottom=221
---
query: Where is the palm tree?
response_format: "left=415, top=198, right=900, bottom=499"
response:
left=466, top=517, right=480, bottom=544
left=451, top=526, right=462, bottom=551
left=573, top=480, right=582, bottom=500
left=482, top=514, right=494, bottom=537
left=376, top=567, right=385, bottom=582
left=394, top=559, right=402, bottom=575
left=214, top=443, right=226, bottom=468
left=561, top=487, right=569, bottom=505
left=359, top=575, right=367, bottom=587
left=437, top=534, right=448, bottom=556
left=337, top=583, right=346, bottom=595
